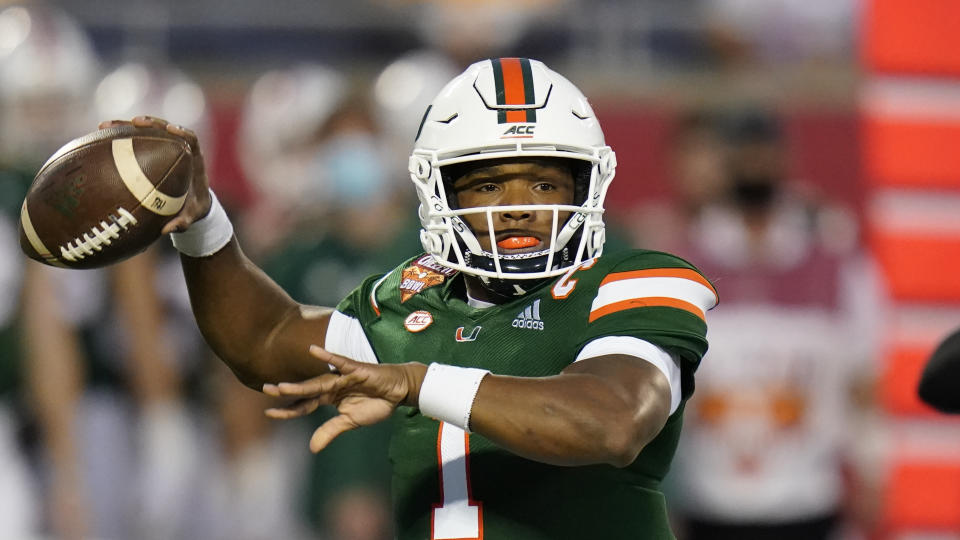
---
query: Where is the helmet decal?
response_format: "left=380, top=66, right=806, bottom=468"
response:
left=414, top=104, right=432, bottom=142
left=491, top=57, right=537, bottom=123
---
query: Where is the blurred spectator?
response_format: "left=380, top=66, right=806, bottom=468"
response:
left=94, top=59, right=216, bottom=540
left=372, top=49, right=458, bottom=176
left=239, top=64, right=421, bottom=539
left=259, top=98, right=419, bottom=540
left=258, top=93, right=423, bottom=306
left=699, top=0, right=859, bottom=65
left=0, top=1, right=100, bottom=165
left=96, top=58, right=320, bottom=540
left=662, top=108, right=888, bottom=540
left=235, top=63, right=347, bottom=256
left=629, top=109, right=728, bottom=252
left=0, top=211, right=42, bottom=538
left=95, top=59, right=213, bottom=156
left=186, top=362, right=313, bottom=540
left=0, top=3, right=102, bottom=538
left=412, top=0, right=562, bottom=68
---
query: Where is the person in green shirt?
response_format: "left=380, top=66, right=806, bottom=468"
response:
left=105, top=57, right=717, bottom=540
left=257, top=95, right=422, bottom=539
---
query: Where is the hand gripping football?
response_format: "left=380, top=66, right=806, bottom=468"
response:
left=19, top=125, right=192, bottom=269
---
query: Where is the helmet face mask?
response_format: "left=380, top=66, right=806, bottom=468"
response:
left=409, top=58, right=617, bottom=286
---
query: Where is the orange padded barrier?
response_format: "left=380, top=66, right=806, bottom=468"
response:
left=863, top=116, right=960, bottom=189
left=870, top=232, right=960, bottom=302
left=880, top=345, right=941, bottom=416
left=862, top=0, right=960, bottom=76
left=883, top=461, right=960, bottom=529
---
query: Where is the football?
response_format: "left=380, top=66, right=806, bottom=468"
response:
left=19, top=125, right=192, bottom=269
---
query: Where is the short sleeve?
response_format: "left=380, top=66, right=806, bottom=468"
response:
left=576, top=336, right=682, bottom=414
left=325, top=311, right=379, bottom=365
left=579, top=252, right=718, bottom=400
left=336, top=272, right=390, bottom=323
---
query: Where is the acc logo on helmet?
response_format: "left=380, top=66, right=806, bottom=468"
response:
left=501, top=125, right=535, bottom=138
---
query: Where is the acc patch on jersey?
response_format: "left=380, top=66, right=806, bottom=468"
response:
left=403, top=310, right=434, bottom=332
left=399, top=255, right=457, bottom=302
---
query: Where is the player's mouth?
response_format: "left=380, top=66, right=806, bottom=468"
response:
left=494, top=233, right=544, bottom=252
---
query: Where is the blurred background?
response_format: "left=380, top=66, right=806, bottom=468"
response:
left=1, top=0, right=958, bottom=539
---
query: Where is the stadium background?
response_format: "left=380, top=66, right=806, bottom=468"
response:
left=1, top=0, right=959, bottom=539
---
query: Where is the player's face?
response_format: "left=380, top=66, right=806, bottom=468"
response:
left=451, top=160, right=575, bottom=254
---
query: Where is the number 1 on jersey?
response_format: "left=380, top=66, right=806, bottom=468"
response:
left=432, top=422, right=483, bottom=540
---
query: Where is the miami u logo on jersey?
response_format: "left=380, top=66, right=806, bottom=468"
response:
left=455, top=326, right=482, bottom=342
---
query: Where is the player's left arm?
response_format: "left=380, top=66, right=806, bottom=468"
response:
left=466, top=256, right=714, bottom=467
left=469, top=352, right=673, bottom=467
left=265, top=347, right=672, bottom=467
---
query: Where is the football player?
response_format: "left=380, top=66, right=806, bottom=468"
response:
left=107, top=58, right=718, bottom=539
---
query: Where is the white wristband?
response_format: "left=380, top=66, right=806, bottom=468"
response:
left=418, top=363, right=490, bottom=432
left=170, top=189, right=234, bottom=257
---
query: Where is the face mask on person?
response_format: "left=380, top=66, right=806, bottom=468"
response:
left=730, top=175, right=778, bottom=210
left=310, top=132, right=388, bottom=208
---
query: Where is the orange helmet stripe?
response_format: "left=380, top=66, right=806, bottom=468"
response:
left=491, top=58, right=537, bottom=123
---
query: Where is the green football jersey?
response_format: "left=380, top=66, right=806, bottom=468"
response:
left=336, top=249, right=716, bottom=540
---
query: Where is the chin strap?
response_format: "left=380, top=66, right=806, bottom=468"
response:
left=477, top=275, right=532, bottom=298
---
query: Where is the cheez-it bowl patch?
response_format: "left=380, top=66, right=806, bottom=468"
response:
left=399, top=256, right=457, bottom=302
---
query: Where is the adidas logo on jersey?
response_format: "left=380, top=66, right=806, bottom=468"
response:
left=511, top=299, right=544, bottom=330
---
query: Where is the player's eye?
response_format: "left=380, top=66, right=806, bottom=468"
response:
left=475, top=183, right=499, bottom=192
left=534, top=181, right=556, bottom=191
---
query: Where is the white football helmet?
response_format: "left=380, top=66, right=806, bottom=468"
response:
left=409, top=58, right=617, bottom=285
left=94, top=60, right=212, bottom=146
left=373, top=49, right=458, bottom=171
left=0, top=3, right=101, bottom=164
left=237, top=64, right=346, bottom=209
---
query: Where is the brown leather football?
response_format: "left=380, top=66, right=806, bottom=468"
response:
left=19, top=125, right=192, bottom=269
